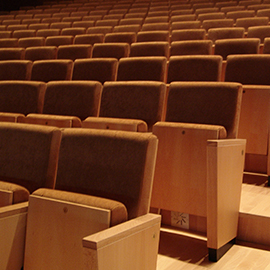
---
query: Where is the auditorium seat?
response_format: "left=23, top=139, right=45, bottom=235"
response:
left=119, top=18, right=144, bottom=25
left=0, top=122, right=62, bottom=270
left=170, top=14, right=196, bottom=23
left=104, top=32, right=136, bottom=44
left=202, top=19, right=234, bottom=31
left=36, top=29, right=61, bottom=38
left=167, top=55, right=223, bottom=83
left=25, top=45, right=56, bottom=60
left=226, top=10, right=256, bottom=22
left=72, top=58, right=118, bottom=84
left=0, top=80, right=45, bottom=116
left=235, top=17, right=269, bottom=32
left=197, top=12, right=226, bottom=22
left=141, top=22, right=170, bottom=31
left=23, top=128, right=160, bottom=270
left=61, top=27, right=86, bottom=36
left=22, top=80, right=102, bottom=128
left=0, top=38, right=19, bottom=48
left=214, top=38, right=260, bottom=59
left=45, top=35, right=74, bottom=46
left=50, top=22, right=72, bottom=30
left=0, top=31, right=12, bottom=38
left=0, top=60, right=32, bottom=80
left=18, top=37, right=45, bottom=48
left=171, top=21, right=201, bottom=30
left=170, top=40, right=213, bottom=56
left=171, top=29, right=206, bottom=42
left=96, top=19, right=119, bottom=27
left=225, top=54, right=270, bottom=85
left=207, top=27, right=245, bottom=43
left=57, top=44, right=92, bottom=60
left=0, top=48, right=25, bottom=60
left=117, top=56, right=167, bottom=82
left=31, top=59, right=73, bottom=82
left=92, top=42, right=130, bottom=59
left=130, top=41, right=170, bottom=58
left=86, top=26, right=113, bottom=35
left=83, top=80, right=166, bottom=131
left=263, top=37, right=270, bottom=53
left=12, top=30, right=36, bottom=39
left=7, top=24, right=28, bottom=32
left=113, top=24, right=141, bottom=33
left=74, top=33, right=104, bottom=45
left=247, top=25, right=270, bottom=44
left=136, top=30, right=170, bottom=42
left=72, top=20, right=95, bottom=28
left=151, top=81, right=245, bottom=261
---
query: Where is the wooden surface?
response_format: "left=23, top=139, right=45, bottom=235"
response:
left=207, top=139, right=246, bottom=249
left=24, top=195, right=111, bottom=270
left=82, top=117, right=148, bottom=132
left=151, top=122, right=224, bottom=217
left=83, top=214, right=161, bottom=270
left=0, top=202, right=28, bottom=270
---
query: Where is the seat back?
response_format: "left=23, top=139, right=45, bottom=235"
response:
left=235, top=17, right=269, bottom=31
left=207, top=27, right=245, bottom=43
left=104, top=32, right=136, bottom=44
left=167, top=55, right=223, bottom=83
left=170, top=40, right=213, bottom=56
left=72, top=58, right=118, bottom=84
left=25, top=46, right=57, bottom=61
left=214, top=38, right=260, bottom=59
left=130, top=41, right=170, bottom=58
left=92, top=42, right=130, bottom=59
left=247, top=25, right=270, bottom=43
left=171, top=29, right=206, bottom=42
left=31, top=59, right=73, bottom=82
left=74, top=33, right=104, bottom=45
left=42, top=81, right=102, bottom=120
left=99, top=81, right=166, bottom=131
left=0, top=80, right=46, bottom=115
left=136, top=30, right=170, bottom=42
left=0, top=48, right=25, bottom=60
left=165, top=82, right=243, bottom=139
left=0, top=60, right=32, bottom=80
left=0, top=122, right=61, bottom=196
left=18, top=37, right=46, bottom=48
left=225, top=54, right=270, bottom=85
left=57, top=44, right=92, bottom=60
left=117, top=56, right=167, bottom=82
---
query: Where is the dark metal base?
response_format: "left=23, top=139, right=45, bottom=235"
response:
left=208, top=238, right=236, bottom=262
left=268, top=176, right=270, bottom=187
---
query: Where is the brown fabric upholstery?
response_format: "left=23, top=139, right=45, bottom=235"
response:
left=202, top=19, right=234, bottom=31
left=86, top=26, right=113, bottom=35
left=247, top=25, right=270, bottom=43
left=32, top=188, right=128, bottom=227
left=117, top=56, right=167, bottom=82
left=214, top=38, right=260, bottom=59
left=61, top=27, right=86, bottom=36
left=92, top=42, right=130, bottom=59
left=227, top=10, right=256, bottom=21
left=36, top=29, right=61, bottom=38
left=12, top=29, right=36, bottom=39
left=136, top=30, right=170, bottom=42
left=165, top=81, right=243, bottom=138
left=0, top=181, right=29, bottom=204
left=72, top=58, right=118, bottom=84
left=0, top=122, right=62, bottom=193
left=171, top=21, right=201, bottom=30
left=197, top=12, right=225, bottom=22
left=171, top=29, right=206, bottom=42
left=18, top=37, right=46, bottom=48
left=45, top=35, right=74, bottom=46
left=96, top=19, right=119, bottom=27
left=0, top=38, right=19, bottom=48
left=207, top=27, right=245, bottom=43
left=0, top=48, right=25, bottom=60
left=0, top=60, right=32, bottom=80
left=104, top=32, right=136, bottom=44
left=225, top=54, right=270, bottom=85
left=74, top=33, right=104, bottom=45
left=42, top=81, right=102, bottom=120
left=0, top=80, right=46, bottom=114
left=130, top=41, right=170, bottom=58
left=25, top=46, right=57, bottom=61
left=55, top=128, right=158, bottom=219
left=141, top=22, right=170, bottom=31
left=99, top=81, right=166, bottom=131
left=235, top=17, right=269, bottom=31
left=57, top=44, right=92, bottom=60
left=167, top=55, right=222, bottom=83
left=170, top=40, right=213, bottom=56
left=31, top=59, right=73, bottom=82
left=263, top=37, right=270, bottom=53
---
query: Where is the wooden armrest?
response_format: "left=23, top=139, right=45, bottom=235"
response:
left=82, top=117, right=148, bottom=132
left=0, top=202, right=28, bottom=270
left=0, top=112, right=25, bottom=123
left=83, top=213, right=161, bottom=270
left=19, top=113, right=82, bottom=127
left=207, top=139, right=246, bottom=260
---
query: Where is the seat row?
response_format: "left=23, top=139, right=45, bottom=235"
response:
left=1, top=80, right=246, bottom=267
left=1, top=53, right=270, bottom=84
